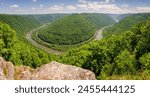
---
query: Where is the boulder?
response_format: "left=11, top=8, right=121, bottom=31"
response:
left=31, top=61, right=96, bottom=80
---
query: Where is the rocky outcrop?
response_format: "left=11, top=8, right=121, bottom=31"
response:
left=0, top=57, right=14, bottom=80
left=0, top=57, right=96, bottom=80
left=15, top=66, right=34, bottom=80
left=31, top=61, right=95, bottom=80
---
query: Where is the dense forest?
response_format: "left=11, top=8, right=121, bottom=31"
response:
left=82, top=13, right=115, bottom=28
left=38, top=14, right=96, bottom=45
left=0, top=21, right=54, bottom=68
left=61, top=18, right=150, bottom=79
left=103, top=13, right=150, bottom=37
left=21, top=14, right=67, bottom=24
left=0, top=14, right=40, bottom=37
left=0, top=14, right=54, bottom=68
left=36, top=13, right=115, bottom=46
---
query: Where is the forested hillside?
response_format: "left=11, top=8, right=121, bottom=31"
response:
left=0, top=22, right=52, bottom=68
left=103, top=13, right=150, bottom=37
left=82, top=13, right=115, bottom=28
left=0, top=14, right=40, bottom=37
left=0, top=14, right=54, bottom=68
left=36, top=13, right=115, bottom=46
left=37, top=14, right=96, bottom=45
left=116, top=13, right=132, bottom=21
left=22, top=14, right=67, bottom=24
left=61, top=18, right=150, bottom=79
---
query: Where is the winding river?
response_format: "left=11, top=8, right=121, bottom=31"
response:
left=26, top=24, right=63, bottom=55
left=26, top=24, right=111, bottom=54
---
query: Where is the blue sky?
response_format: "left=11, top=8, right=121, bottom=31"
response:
left=0, top=0, right=150, bottom=14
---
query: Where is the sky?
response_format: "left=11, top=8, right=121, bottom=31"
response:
left=0, top=0, right=150, bottom=14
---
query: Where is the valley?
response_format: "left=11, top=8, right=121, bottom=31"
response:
left=0, top=13, right=150, bottom=80
left=26, top=22, right=112, bottom=54
left=28, top=13, right=115, bottom=51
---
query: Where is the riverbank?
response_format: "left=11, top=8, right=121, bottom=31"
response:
left=26, top=24, right=110, bottom=55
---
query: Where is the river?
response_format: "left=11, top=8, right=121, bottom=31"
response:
left=94, top=25, right=111, bottom=40
left=26, top=24, right=111, bottom=54
left=26, top=24, right=62, bottom=55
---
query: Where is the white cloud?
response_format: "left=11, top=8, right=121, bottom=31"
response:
left=136, top=7, right=150, bottom=13
left=16, top=9, right=26, bottom=12
left=66, top=5, right=77, bottom=10
left=121, top=3, right=129, bottom=8
left=9, top=4, right=19, bottom=8
left=102, top=4, right=121, bottom=10
left=40, top=4, right=44, bottom=7
left=76, top=4, right=87, bottom=10
left=76, top=1, right=120, bottom=11
left=33, top=0, right=37, bottom=2
left=49, top=5, right=64, bottom=11
left=78, top=0, right=87, bottom=4
left=32, top=7, right=36, bottom=10
left=87, top=2, right=100, bottom=10
left=103, top=0, right=115, bottom=3
left=105, top=0, right=109, bottom=3
left=78, top=0, right=113, bottom=4
left=76, top=1, right=130, bottom=13
left=99, top=0, right=110, bottom=4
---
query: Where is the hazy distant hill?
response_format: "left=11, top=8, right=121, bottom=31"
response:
left=0, top=14, right=40, bottom=37
left=116, top=13, right=132, bottom=21
left=82, top=13, right=115, bottom=28
left=21, top=14, right=68, bottom=24
left=103, top=13, right=150, bottom=37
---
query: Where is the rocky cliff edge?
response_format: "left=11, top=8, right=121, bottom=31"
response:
left=0, top=57, right=96, bottom=80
